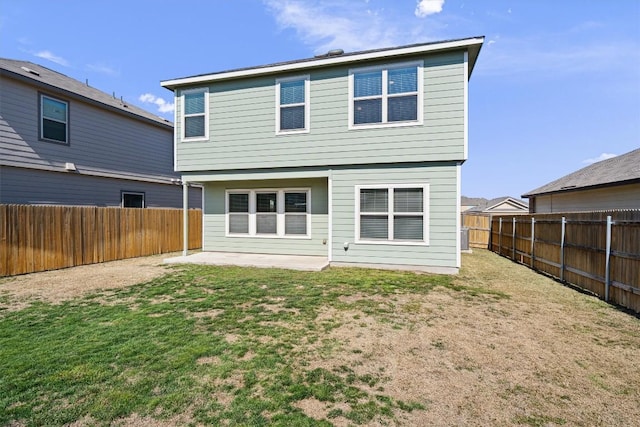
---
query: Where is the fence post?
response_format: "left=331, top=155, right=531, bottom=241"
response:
left=560, top=216, right=566, bottom=282
left=605, top=215, right=612, bottom=302
left=530, top=217, right=535, bottom=268
left=498, top=217, right=503, bottom=255
left=512, top=217, right=516, bottom=260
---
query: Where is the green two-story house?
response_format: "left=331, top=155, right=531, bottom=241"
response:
left=161, top=36, right=484, bottom=274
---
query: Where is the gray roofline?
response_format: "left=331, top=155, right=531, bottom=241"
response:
left=0, top=59, right=173, bottom=130
left=521, top=148, right=640, bottom=198
left=161, top=36, right=484, bottom=90
left=522, top=177, right=640, bottom=199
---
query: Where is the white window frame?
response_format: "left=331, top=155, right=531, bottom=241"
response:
left=181, top=87, right=209, bottom=142
left=348, top=61, right=423, bottom=130
left=225, top=188, right=311, bottom=239
left=354, top=183, right=429, bottom=245
left=40, top=94, right=69, bottom=144
left=121, top=191, right=145, bottom=208
left=275, top=75, right=310, bottom=135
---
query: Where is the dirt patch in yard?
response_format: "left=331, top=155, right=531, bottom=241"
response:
left=1, top=250, right=639, bottom=426
left=0, top=253, right=174, bottom=310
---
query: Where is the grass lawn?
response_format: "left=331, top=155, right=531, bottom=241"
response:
left=1, top=250, right=639, bottom=426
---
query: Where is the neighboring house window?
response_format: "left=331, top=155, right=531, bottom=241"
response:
left=40, top=94, right=68, bottom=143
left=355, top=184, right=429, bottom=244
left=349, top=62, right=423, bottom=129
left=182, top=88, right=208, bottom=140
left=226, top=189, right=310, bottom=238
left=122, top=192, right=145, bottom=208
left=276, top=76, right=310, bottom=134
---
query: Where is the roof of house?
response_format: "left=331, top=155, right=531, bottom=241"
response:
left=522, top=148, right=640, bottom=198
left=0, top=58, right=172, bottom=129
left=161, top=36, right=484, bottom=90
left=463, top=196, right=529, bottom=213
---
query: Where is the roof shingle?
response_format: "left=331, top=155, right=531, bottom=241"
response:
left=0, top=58, right=172, bottom=128
left=522, top=148, right=640, bottom=197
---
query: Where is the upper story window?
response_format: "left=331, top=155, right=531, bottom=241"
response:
left=40, top=94, right=69, bottom=144
left=276, top=75, right=310, bottom=134
left=349, top=62, right=423, bottom=129
left=181, top=88, right=208, bottom=141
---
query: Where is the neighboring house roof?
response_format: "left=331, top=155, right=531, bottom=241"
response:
left=161, top=36, right=484, bottom=89
left=463, top=196, right=529, bottom=213
left=522, top=148, right=640, bottom=198
left=0, top=58, right=172, bottom=129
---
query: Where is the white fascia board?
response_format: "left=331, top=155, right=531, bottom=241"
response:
left=181, top=169, right=330, bottom=182
left=161, top=37, right=484, bottom=89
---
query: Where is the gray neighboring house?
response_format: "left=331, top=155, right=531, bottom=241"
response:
left=161, top=36, right=484, bottom=273
left=522, top=148, right=640, bottom=213
left=0, top=58, right=201, bottom=208
left=462, top=196, right=528, bottom=215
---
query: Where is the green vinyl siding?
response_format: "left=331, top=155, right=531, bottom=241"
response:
left=202, top=178, right=328, bottom=256
left=175, top=51, right=466, bottom=172
left=331, top=163, right=459, bottom=268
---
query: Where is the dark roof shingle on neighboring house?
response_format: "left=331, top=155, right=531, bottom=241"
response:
left=522, top=148, right=640, bottom=198
left=0, top=58, right=172, bottom=129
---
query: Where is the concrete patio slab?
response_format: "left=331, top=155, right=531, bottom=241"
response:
left=163, top=252, right=329, bottom=272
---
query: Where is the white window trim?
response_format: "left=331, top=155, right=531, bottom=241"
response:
left=354, top=183, right=429, bottom=246
left=40, top=94, right=69, bottom=143
left=225, top=188, right=312, bottom=239
left=181, top=87, right=209, bottom=142
left=121, top=191, right=145, bottom=208
left=275, top=75, right=310, bottom=135
left=348, top=61, right=423, bottom=130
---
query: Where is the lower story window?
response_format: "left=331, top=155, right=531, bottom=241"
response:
left=226, top=189, right=310, bottom=238
left=356, top=184, right=428, bottom=244
left=122, top=191, right=145, bottom=208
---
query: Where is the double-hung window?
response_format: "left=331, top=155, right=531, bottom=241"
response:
left=356, top=184, right=429, bottom=244
left=40, top=94, right=68, bottom=144
left=182, top=88, right=208, bottom=140
left=226, top=189, right=310, bottom=238
left=349, top=62, right=422, bottom=129
left=276, top=76, right=310, bottom=134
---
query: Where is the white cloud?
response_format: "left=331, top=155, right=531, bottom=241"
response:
left=264, top=0, right=442, bottom=54
left=86, top=63, right=119, bottom=76
left=582, top=153, right=617, bottom=164
left=138, top=93, right=174, bottom=114
left=415, top=0, right=445, bottom=18
left=34, top=50, right=69, bottom=67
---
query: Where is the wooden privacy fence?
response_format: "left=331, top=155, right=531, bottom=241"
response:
left=490, top=211, right=640, bottom=313
left=0, top=205, right=202, bottom=277
left=461, top=213, right=491, bottom=248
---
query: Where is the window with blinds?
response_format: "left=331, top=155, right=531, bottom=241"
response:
left=182, top=88, right=208, bottom=140
left=350, top=62, right=422, bottom=128
left=226, top=189, right=310, bottom=238
left=40, top=95, right=68, bottom=143
left=228, top=193, right=250, bottom=234
left=276, top=76, right=309, bottom=134
left=357, top=185, right=428, bottom=244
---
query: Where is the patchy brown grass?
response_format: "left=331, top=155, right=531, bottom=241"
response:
left=1, top=249, right=639, bottom=426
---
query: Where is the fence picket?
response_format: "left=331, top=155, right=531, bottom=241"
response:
left=489, top=211, right=640, bottom=314
left=0, top=205, right=202, bottom=277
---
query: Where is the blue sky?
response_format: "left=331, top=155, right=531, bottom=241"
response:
left=1, top=0, right=638, bottom=199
